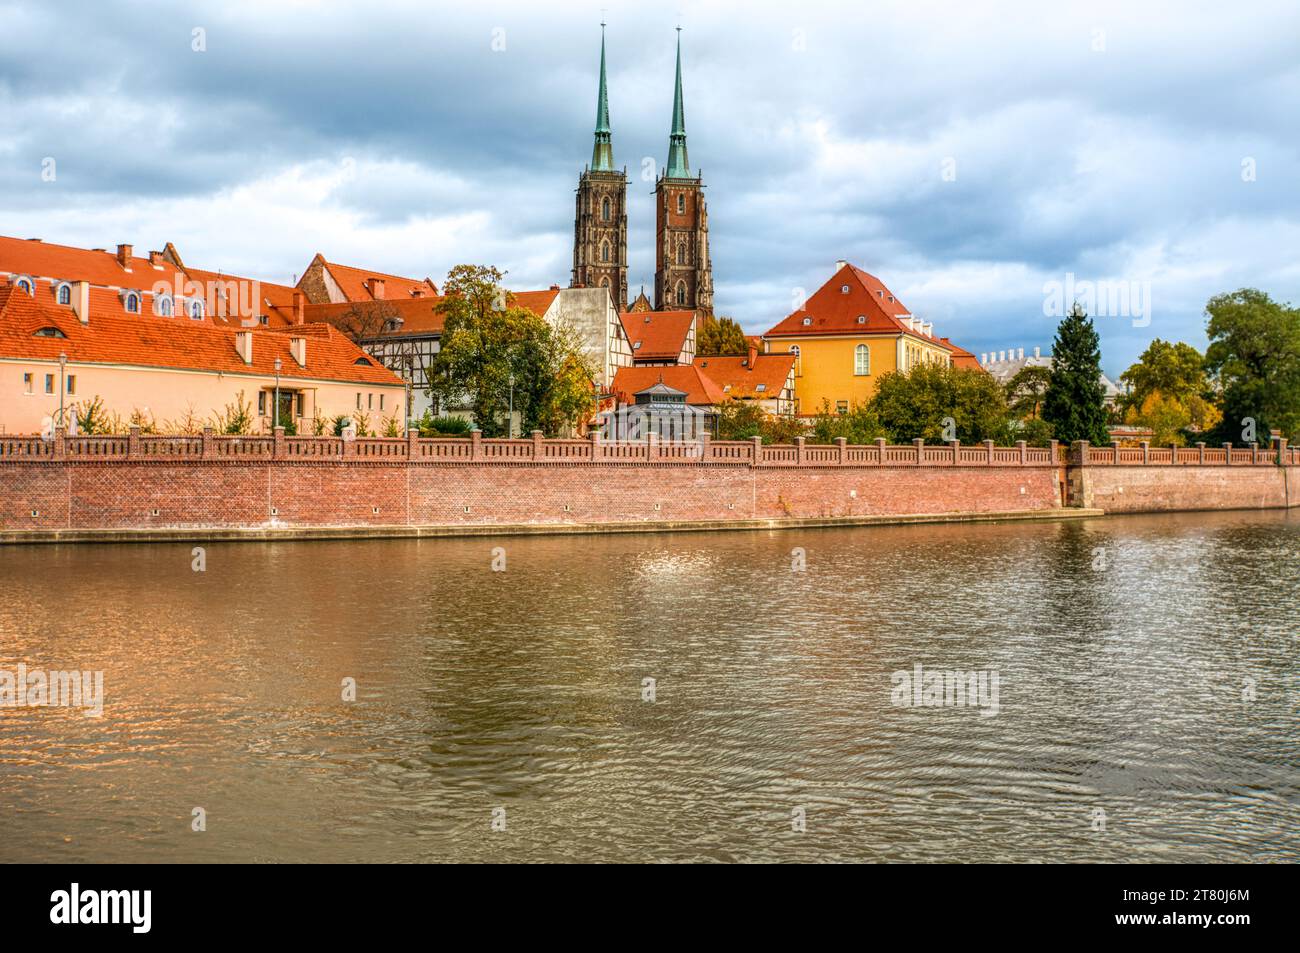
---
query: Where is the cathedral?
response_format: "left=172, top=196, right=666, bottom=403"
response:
left=571, top=27, right=714, bottom=317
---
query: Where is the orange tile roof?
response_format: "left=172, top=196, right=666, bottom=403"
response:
left=764, top=263, right=950, bottom=349
left=0, top=282, right=403, bottom=387
left=301, top=289, right=558, bottom=337
left=695, top=353, right=796, bottom=400
left=938, top=337, right=983, bottom=370
left=619, top=309, right=695, bottom=361
left=611, top=364, right=725, bottom=406
left=309, top=255, right=439, bottom=301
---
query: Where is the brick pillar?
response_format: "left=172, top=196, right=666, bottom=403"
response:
left=984, top=438, right=994, bottom=464
left=698, top=430, right=710, bottom=463
left=1251, top=442, right=1259, bottom=465
left=531, top=429, right=544, bottom=461
left=914, top=437, right=924, bottom=465
left=128, top=425, right=141, bottom=458
left=1072, top=440, right=1090, bottom=466
left=407, top=427, right=419, bottom=459
left=1276, top=436, right=1288, bottom=466
left=201, top=426, right=215, bottom=459
left=1140, top=440, right=1149, bottom=465
left=835, top=436, right=847, bottom=465
left=1170, top=442, right=1179, bottom=465
left=1049, top=439, right=1059, bottom=464
left=589, top=429, right=602, bottom=462
left=647, top=431, right=659, bottom=462
left=875, top=437, right=886, bottom=465
left=750, top=435, right=763, bottom=465
left=54, top=425, right=66, bottom=459
left=1017, top=440, right=1027, bottom=465
left=470, top=428, right=482, bottom=461
left=272, top=426, right=285, bottom=459
left=1223, top=442, right=1232, bottom=466
left=949, top=439, right=960, bottom=465
left=1111, top=439, right=1121, bottom=464
left=794, top=435, right=805, bottom=465
left=1197, top=441, right=1205, bottom=465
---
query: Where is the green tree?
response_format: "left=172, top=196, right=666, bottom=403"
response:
left=428, top=265, right=596, bottom=437
left=1118, top=339, right=1207, bottom=414
left=1042, top=304, right=1109, bottom=445
left=810, top=401, right=885, bottom=444
left=716, top=402, right=805, bottom=443
left=696, top=314, right=748, bottom=356
left=1005, top=365, right=1052, bottom=420
left=1204, top=289, right=1300, bottom=443
left=871, top=364, right=1015, bottom=443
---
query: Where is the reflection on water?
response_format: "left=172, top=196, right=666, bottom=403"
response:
left=0, top=510, right=1296, bottom=862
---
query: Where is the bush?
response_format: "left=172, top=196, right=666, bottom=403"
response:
left=418, top=411, right=472, bottom=437
left=810, top=401, right=885, bottom=444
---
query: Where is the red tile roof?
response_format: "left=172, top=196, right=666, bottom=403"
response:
left=301, top=289, right=559, bottom=337
left=695, top=353, right=796, bottom=400
left=619, top=309, right=695, bottom=361
left=938, top=337, right=983, bottom=370
left=611, top=365, right=725, bottom=406
left=764, top=263, right=950, bottom=349
left=0, top=281, right=403, bottom=386
left=308, top=254, right=438, bottom=301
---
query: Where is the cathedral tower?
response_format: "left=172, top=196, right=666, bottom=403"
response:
left=571, top=25, right=628, bottom=310
left=654, top=29, right=713, bottom=315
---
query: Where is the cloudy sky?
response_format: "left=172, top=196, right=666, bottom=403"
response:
left=2, top=0, right=1297, bottom=374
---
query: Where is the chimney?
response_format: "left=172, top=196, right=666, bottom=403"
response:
left=998, top=350, right=1005, bottom=362
left=1034, top=346, right=1041, bottom=359
left=116, top=244, right=133, bottom=269
left=148, top=250, right=165, bottom=267
left=290, top=336, right=307, bottom=367
left=835, top=259, right=848, bottom=272
left=235, top=330, right=253, bottom=364
left=370, top=278, right=385, bottom=299
left=980, top=352, right=988, bottom=365
left=747, top=340, right=758, bottom=367
left=923, top=321, right=933, bottom=337
left=293, top=290, right=305, bottom=325
left=72, top=281, right=90, bottom=324
left=1018, top=347, right=1024, bottom=360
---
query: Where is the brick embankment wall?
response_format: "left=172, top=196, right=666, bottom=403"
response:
left=0, top=431, right=1068, bottom=538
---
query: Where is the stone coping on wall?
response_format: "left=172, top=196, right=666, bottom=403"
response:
left=0, top=508, right=1105, bottom=546
left=1071, top=438, right=1295, bottom=467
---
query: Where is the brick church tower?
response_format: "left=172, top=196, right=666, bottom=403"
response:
left=654, top=30, right=713, bottom=315
left=571, top=25, right=628, bottom=309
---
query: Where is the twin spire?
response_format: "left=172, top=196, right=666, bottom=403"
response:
left=589, top=24, right=691, bottom=179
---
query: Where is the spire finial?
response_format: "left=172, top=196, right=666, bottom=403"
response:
left=665, top=27, right=690, bottom=178
left=590, top=23, right=614, bottom=172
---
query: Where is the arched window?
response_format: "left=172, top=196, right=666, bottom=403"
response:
left=55, top=283, right=71, bottom=305
left=854, top=343, right=870, bottom=376
left=675, top=281, right=686, bottom=306
left=14, top=276, right=34, bottom=295
left=600, top=240, right=610, bottom=263
left=155, top=294, right=174, bottom=317
left=599, top=276, right=610, bottom=288
left=676, top=193, right=685, bottom=214
left=601, top=197, right=611, bottom=221
left=123, top=291, right=141, bottom=313
left=34, top=326, right=66, bottom=338
left=188, top=299, right=204, bottom=320
left=676, top=243, right=686, bottom=266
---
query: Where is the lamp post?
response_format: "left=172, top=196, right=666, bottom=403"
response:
left=507, top=371, right=515, bottom=439
left=58, top=352, right=67, bottom=429
left=273, top=357, right=282, bottom=431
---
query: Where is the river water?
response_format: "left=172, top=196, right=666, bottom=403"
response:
left=1, top=511, right=1296, bottom=863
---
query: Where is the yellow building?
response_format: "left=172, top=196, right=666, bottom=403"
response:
left=762, top=261, right=956, bottom=415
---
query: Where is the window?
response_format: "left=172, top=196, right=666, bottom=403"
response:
left=755, top=383, right=766, bottom=392
left=676, top=194, right=685, bottom=214
left=15, top=276, right=34, bottom=295
left=675, top=281, right=686, bottom=306
left=676, top=243, right=686, bottom=265
left=189, top=299, right=204, bottom=320
left=56, top=283, right=71, bottom=305
left=601, top=197, right=611, bottom=221
left=33, top=326, right=66, bottom=338
left=258, top=392, right=267, bottom=415
left=123, top=292, right=140, bottom=313
left=856, top=315, right=866, bottom=324
left=854, top=344, right=870, bottom=376
left=23, top=373, right=32, bottom=394
left=156, top=294, right=174, bottom=317
left=368, top=394, right=374, bottom=410
left=836, top=400, right=849, bottom=414
left=356, top=393, right=362, bottom=409
left=841, top=285, right=850, bottom=294
left=801, top=316, right=812, bottom=326
left=353, top=357, right=371, bottom=366
left=45, top=374, right=54, bottom=394
left=601, top=240, right=610, bottom=263
left=66, top=375, right=76, bottom=395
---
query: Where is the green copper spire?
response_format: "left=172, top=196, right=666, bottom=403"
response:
left=590, top=23, right=614, bottom=172
left=665, top=27, right=690, bottom=179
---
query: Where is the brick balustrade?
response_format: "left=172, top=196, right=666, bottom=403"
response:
left=1069, top=438, right=1295, bottom=467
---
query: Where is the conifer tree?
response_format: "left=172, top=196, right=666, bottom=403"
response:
left=1042, top=303, right=1110, bottom=445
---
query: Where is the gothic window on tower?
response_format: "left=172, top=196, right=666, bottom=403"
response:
left=676, top=243, right=686, bottom=265
left=601, top=241, right=611, bottom=263
left=601, top=197, right=611, bottom=221
left=676, top=194, right=685, bottom=214
left=675, top=281, right=686, bottom=306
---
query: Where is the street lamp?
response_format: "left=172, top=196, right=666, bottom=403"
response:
left=273, top=357, right=282, bottom=430
left=507, top=371, right=515, bottom=439
left=58, top=352, right=67, bottom=429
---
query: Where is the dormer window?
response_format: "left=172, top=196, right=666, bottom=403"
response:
left=123, top=291, right=141, bottom=313
left=34, top=326, right=66, bottom=338
left=55, top=283, right=71, bottom=305
left=755, top=383, right=766, bottom=392
left=841, top=285, right=850, bottom=294
left=856, top=315, right=866, bottom=324
left=802, top=316, right=812, bottom=326
left=155, top=294, right=174, bottom=317
left=353, top=357, right=371, bottom=366
left=188, top=299, right=204, bottom=320
left=14, top=276, right=34, bottom=295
